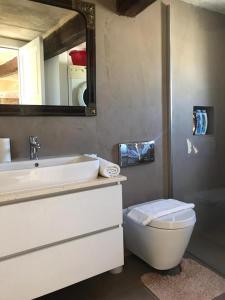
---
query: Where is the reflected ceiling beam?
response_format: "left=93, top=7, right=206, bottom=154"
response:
left=117, top=0, right=157, bottom=17
left=31, top=0, right=73, bottom=11
left=43, top=14, right=86, bottom=60
left=0, top=57, right=18, bottom=78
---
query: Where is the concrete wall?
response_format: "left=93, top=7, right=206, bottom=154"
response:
left=0, top=0, right=166, bottom=207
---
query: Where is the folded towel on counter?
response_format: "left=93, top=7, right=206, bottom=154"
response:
left=98, top=157, right=120, bottom=178
left=84, top=154, right=121, bottom=178
left=127, top=199, right=195, bottom=226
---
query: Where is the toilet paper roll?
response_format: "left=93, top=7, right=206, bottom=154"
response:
left=0, top=138, right=11, bottom=163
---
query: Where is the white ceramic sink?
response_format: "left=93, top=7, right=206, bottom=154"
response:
left=0, top=155, right=99, bottom=193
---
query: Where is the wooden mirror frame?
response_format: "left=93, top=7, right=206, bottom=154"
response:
left=0, top=0, right=96, bottom=116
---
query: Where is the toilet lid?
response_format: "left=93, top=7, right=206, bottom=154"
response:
left=149, top=208, right=196, bottom=229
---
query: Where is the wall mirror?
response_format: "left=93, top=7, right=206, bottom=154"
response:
left=0, top=0, right=96, bottom=116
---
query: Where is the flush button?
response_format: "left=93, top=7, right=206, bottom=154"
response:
left=118, top=140, right=155, bottom=167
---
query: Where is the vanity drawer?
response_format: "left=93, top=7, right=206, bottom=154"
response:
left=0, top=227, right=124, bottom=300
left=0, top=185, right=122, bottom=258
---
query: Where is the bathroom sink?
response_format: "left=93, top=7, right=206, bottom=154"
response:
left=0, top=155, right=100, bottom=193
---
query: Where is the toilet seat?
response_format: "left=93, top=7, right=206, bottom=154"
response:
left=149, top=208, right=196, bottom=230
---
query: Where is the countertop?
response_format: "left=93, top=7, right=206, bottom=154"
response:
left=0, top=175, right=127, bottom=206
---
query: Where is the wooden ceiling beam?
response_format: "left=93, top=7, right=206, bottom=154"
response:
left=43, top=14, right=86, bottom=60
left=117, top=0, right=157, bottom=17
left=0, top=57, right=18, bottom=78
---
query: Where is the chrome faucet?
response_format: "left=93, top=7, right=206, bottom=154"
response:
left=29, top=136, right=41, bottom=160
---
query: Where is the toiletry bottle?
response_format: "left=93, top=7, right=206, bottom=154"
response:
left=195, top=110, right=203, bottom=135
left=201, top=109, right=208, bottom=135
left=193, top=111, right=197, bottom=135
left=0, top=138, right=11, bottom=162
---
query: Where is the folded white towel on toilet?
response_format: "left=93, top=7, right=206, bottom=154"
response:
left=98, top=157, right=120, bottom=178
left=127, top=199, right=195, bottom=226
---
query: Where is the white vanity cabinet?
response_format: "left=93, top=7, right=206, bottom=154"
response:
left=0, top=178, right=125, bottom=300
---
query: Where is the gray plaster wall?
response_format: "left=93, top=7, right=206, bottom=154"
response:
left=0, top=0, right=166, bottom=207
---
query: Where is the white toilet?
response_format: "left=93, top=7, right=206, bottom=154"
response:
left=123, top=200, right=196, bottom=270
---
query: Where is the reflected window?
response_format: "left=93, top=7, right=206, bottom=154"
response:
left=0, top=48, right=19, bottom=105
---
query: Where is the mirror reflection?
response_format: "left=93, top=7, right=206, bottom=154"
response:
left=0, top=0, right=88, bottom=107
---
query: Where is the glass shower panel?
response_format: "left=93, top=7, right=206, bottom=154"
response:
left=170, top=0, right=225, bottom=275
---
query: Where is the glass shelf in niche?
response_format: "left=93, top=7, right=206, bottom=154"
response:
left=193, top=106, right=214, bottom=136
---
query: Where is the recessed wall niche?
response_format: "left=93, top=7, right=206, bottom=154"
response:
left=193, top=106, right=214, bottom=136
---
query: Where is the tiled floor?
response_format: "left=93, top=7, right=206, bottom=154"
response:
left=188, top=189, right=225, bottom=277
left=37, top=255, right=157, bottom=300
left=189, top=233, right=225, bottom=276
left=36, top=254, right=225, bottom=300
